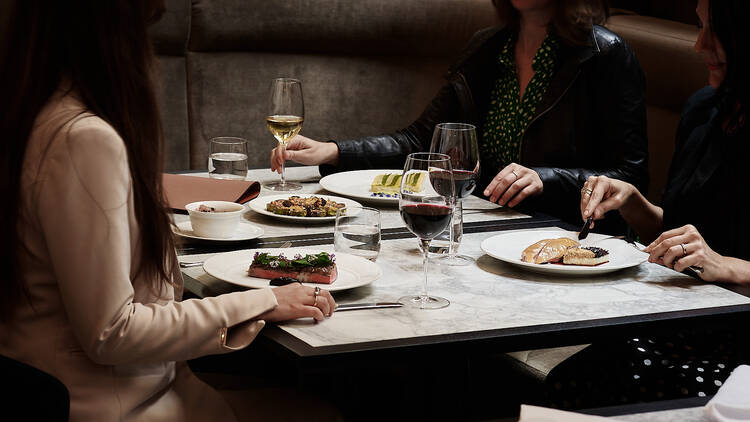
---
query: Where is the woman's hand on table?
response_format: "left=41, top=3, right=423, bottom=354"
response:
left=644, top=224, right=728, bottom=282
left=270, top=135, right=339, bottom=173
left=483, top=163, right=543, bottom=207
left=258, top=283, right=336, bottom=322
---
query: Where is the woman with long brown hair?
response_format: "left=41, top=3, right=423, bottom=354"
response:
left=270, top=0, right=648, bottom=232
left=0, top=1, right=336, bottom=420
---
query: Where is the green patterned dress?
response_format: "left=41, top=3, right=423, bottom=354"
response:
left=480, top=33, right=560, bottom=173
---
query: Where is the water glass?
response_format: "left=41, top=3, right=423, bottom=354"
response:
left=334, top=206, right=381, bottom=261
left=429, top=200, right=463, bottom=257
left=208, top=137, right=248, bottom=180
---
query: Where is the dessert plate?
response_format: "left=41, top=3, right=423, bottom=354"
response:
left=172, top=221, right=263, bottom=242
left=203, top=248, right=382, bottom=291
left=480, top=229, right=648, bottom=276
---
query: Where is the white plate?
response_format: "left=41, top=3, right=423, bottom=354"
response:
left=480, top=229, right=648, bottom=276
left=203, top=248, right=381, bottom=292
left=172, top=221, right=264, bottom=241
left=319, top=169, right=403, bottom=205
left=247, top=194, right=363, bottom=223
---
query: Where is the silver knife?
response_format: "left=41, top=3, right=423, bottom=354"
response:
left=335, top=302, right=403, bottom=312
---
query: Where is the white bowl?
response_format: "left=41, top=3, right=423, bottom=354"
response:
left=185, top=201, right=245, bottom=238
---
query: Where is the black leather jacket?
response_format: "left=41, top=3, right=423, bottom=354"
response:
left=321, top=25, right=649, bottom=228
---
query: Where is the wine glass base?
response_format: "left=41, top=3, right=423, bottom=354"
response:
left=262, top=181, right=303, bottom=191
left=432, top=254, right=474, bottom=266
left=398, top=295, right=450, bottom=310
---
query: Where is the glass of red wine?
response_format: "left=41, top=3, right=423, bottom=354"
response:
left=398, top=152, right=456, bottom=310
left=429, top=123, right=480, bottom=266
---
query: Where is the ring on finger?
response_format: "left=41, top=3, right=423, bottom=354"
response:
left=582, top=187, right=593, bottom=196
left=511, top=170, right=519, bottom=180
left=680, top=243, right=687, bottom=257
left=313, top=286, right=321, bottom=306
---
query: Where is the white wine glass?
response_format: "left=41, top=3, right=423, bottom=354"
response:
left=398, top=152, right=455, bottom=310
left=264, top=78, right=304, bottom=191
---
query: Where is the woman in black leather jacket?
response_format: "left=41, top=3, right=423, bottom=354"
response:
left=544, top=0, right=750, bottom=408
left=271, top=0, right=648, bottom=229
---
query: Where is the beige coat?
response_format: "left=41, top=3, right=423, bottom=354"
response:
left=0, top=91, right=278, bottom=421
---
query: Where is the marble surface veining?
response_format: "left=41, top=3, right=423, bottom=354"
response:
left=172, top=167, right=530, bottom=240
left=178, top=227, right=750, bottom=349
left=615, top=406, right=705, bottom=421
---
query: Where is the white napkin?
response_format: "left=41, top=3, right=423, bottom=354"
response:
left=519, top=405, right=623, bottom=421
left=705, top=365, right=750, bottom=422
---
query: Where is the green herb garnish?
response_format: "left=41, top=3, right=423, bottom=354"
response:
left=252, top=252, right=335, bottom=269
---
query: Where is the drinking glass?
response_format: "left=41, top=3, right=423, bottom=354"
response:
left=208, top=137, right=248, bottom=180
left=334, top=206, right=381, bottom=261
left=398, top=152, right=455, bottom=310
left=429, top=123, right=480, bottom=266
left=263, top=78, right=304, bottom=191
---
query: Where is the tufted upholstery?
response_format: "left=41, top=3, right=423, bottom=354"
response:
left=183, top=0, right=499, bottom=170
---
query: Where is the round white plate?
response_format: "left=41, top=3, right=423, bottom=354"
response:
left=172, top=221, right=264, bottom=242
left=480, top=229, right=648, bottom=276
left=248, top=194, right=362, bottom=223
left=203, top=248, right=381, bottom=292
left=319, top=169, right=403, bottom=205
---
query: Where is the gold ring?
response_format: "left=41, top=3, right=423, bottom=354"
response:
left=680, top=243, right=687, bottom=257
left=511, top=170, right=519, bottom=180
left=582, top=188, right=593, bottom=196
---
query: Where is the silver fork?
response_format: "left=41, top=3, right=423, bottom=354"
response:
left=179, top=241, right=293, bottom=268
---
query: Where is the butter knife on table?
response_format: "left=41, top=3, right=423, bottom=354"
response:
left=335, top=303, right=403, bottom=312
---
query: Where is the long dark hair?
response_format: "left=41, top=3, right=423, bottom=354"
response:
left=0, top=0, right=173, bottom=321
left=493, top=0, right=610, bottom=46
left=709, top=0, right=750, bottom=132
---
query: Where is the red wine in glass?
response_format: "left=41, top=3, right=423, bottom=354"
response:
left=430, top=169, right=478, bottom=199
left=400, top=204, right=454, bottom=240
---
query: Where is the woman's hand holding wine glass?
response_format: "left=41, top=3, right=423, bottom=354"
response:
left=264, top=78, right=304, bottom=191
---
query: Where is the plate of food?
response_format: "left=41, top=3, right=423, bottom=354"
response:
left=480, top=230, right=648, bottom=276
left=247, top=194, right=362, bottom=223
left=202, top=248, right=382, bottom=291
left=319, top=169, right=426, bottom=205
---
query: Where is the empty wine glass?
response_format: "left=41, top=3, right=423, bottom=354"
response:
left=429, top=123, right=480, bottom=266
left=398, top=152, right=455, bottom=310
left=264, top=78, right=304, bottom=191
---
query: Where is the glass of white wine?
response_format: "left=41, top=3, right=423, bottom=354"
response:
left=264, top=78, right=304, bottom=191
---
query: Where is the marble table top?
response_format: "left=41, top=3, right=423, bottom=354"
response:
left=179, top=227, right=750, bottom=350
left=172, top=167, right=530, bottom=241
left=616, top=406, right=705, bottom=421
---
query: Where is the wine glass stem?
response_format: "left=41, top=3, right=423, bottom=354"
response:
left=279, top=143, right=287, bottom=185
left=449, top=201, right=458, bottom=259
left=420, top=238, right=430, bottom=301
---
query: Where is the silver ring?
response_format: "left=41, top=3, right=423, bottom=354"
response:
left=680, top=243, right=687, bottom=257
left=511, top=170, right=519, bottom=180
left=313, top=287, right=321, bottom=306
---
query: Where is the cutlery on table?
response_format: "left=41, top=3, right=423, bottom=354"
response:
left=335, top=303, right=403, bottom=312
